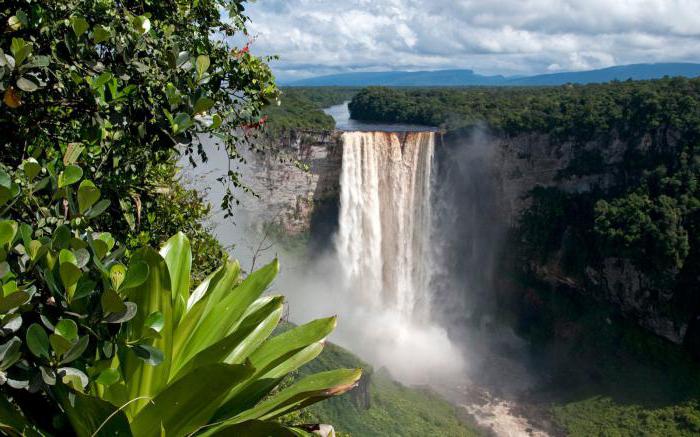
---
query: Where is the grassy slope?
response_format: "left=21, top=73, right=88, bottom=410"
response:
left=516, top=279, right=700, bottom=436
left=300, top=342, right=479, bottom=437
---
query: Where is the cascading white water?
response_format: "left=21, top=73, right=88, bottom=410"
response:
left=336, top=131, right=435, bottom=321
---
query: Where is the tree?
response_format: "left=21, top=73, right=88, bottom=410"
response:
left=0, top=0, right=278, bottom=242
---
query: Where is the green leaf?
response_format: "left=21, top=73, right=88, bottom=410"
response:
left=77, top=180, right=100, bottom=214
left=160, top=232, right=191, bottom=323
left=70, top=16, right=89, bottom=37
left=0, top=337, right=21, bottom=371
left=109, top=264, right=126, bottom=290
left=96, top=368, right=120, bottom=386
left=145, top=312, right=165, bottom=333
left=227, top=369, right=362, bottom=425
left=19, top=223, right=32, bottom=247
left=93, top=25, right=111, bottom=44
left=58, top=165, right=83, bottom=188
left=172, top=296, right=283, bottom=381
left=16, top=76, right=38, bottom=92
left=56, top=387, right=132, bottom=437
left=121, top=261, right=149, bottom=291
left=60, top=263, right=82, bottom=300
left=52, top=225, right=71, bottom=251
left=59, top=367, right=89, bottom=392
left=10, top=38, right=31, bottom=66
left=0, top=292, right=30, bottom=313
left=26, top=323, right=50, bottom=359
left=201, top=420, right=314, bottom=437
left=55, top=319, right=78, bottom=342
left=104, top=301, right=137, bottom=324
left=130, top=364, right=253, bottom=437
left=0, top=169, right=10, bottom=189
left=196, top=55, right=210, bottom=79
left=74, top=248, right=90, bottom=268
left=194, top=97, right=216, bottom=114
left=59, top=248, right=77, bottom=266
left=113, top=248, right=173, bottom=417
left=92, top=239, right=109, bottom=261
left=211, top=113, right=223, bottom=130
left=132, top=344, right=163, bottom=366
left=25, top=55, right=50, bottom=68
left=22, top=158, right=41, bottom=180
left=60, top=335, right=89, bottom=364
left=172, top=113, right=194, bottom=133
left=101, top=289, right=126, bottom=314
left=215, top=316, right=336, bottom=417
left=176, top=260, right=277, bottom=369
left=63, top=143, right=85, bottom=165
left=7, top=15, right=23, bottom=32
left=85, top=199, right=110, bottom=219
left=0, top=220, right=18, bottom=248
left=50, top=334, right=72, bottom=357
left=26, top=240, right=45, bottom=262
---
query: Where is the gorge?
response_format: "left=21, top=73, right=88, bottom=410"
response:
left=186, top=79, right=700, bottom=435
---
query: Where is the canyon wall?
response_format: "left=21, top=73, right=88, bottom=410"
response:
left=440, top=127, right=687, bottom=344
left=250, top=127, right=688, bottom=344
left=245, top=130, right=343, bottom=236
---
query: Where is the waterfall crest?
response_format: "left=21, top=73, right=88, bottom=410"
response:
left=336, top=131, right=435, bottom=321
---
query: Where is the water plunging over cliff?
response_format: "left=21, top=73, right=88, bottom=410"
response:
left=336, top=131, right=435, bottom=321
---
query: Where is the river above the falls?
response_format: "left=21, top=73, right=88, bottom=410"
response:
left=324, top=101, right=437, bottom=132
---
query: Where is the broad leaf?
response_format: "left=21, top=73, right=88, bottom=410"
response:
left=120, top=248, right=173, bottom=416
left=159, top=232, right=191, bottom=324
left=55, top=387, right=132, bottom=437
left=130, top=363, right=253, bottom=437
left=171, top=296, right=283, bottom=380
left=70, top=16, right=89, bottom=37
left=54, top=319, right=78, bottom=343
left=196, top=55, right=210, bottom=79
left=0, top=292, right=30, bottom=313
left=214, top=369, right=362, bottom=430
left=58, top=165, right=83, bottom=188
left=120, top=261, right=149, bottom=291
left=176, top=259, right=276, bottom=368
left=77, top=180, right=100, bottom=214
left=26, top=323, right=49, bottom=359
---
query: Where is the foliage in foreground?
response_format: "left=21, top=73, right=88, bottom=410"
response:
left=0, top=218, right=360, bottom=435
left=0, top=0, right=278, bottom=248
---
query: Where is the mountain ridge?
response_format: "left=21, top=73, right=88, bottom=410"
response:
left=286, top=63, right=700, bottom=87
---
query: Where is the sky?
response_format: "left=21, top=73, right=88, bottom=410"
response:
left=240, top=0, right=700, bottom=82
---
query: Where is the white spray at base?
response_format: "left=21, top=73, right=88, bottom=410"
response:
left=328, top=131, right=465, bottom=384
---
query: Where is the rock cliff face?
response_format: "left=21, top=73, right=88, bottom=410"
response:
left=252, top=127, right=687, bottom=344
left=245, top=130, right=343, bottom=236
left=439, top=127, right=687, bottom=344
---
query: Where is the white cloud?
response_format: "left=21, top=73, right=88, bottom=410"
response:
left=242, top=0, right=700, bottom=81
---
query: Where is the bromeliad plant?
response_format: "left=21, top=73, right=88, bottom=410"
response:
left=0, top=158, right=361, bottom=435
left=2, top=234, right=361, bottom=436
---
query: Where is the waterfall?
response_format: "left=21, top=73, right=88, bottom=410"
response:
left=336, top=131, right=436, bottom=321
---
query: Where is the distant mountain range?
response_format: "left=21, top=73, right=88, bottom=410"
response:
left=287, top=63, right=700, bottom=87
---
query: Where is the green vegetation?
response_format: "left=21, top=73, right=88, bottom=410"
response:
left=299, top=342, right=479, bottom=437
left=515, top=277, right=700, bottom=436
left=0, top=1, right=361, bottom=435
left=349, top=79, right=700, bottom=143
left=263, top=87, right=358, bottom=134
